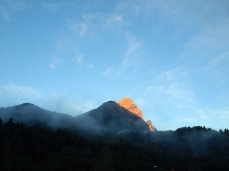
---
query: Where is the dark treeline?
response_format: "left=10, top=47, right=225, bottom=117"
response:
left=0, top=118, right=229, bottom=171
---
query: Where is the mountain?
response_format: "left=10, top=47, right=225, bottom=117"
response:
left=118, top=97, right=156, bottom=131
left=146, top=120, right=156, bottom=131
left=75, top=101, right=150, bottom=133
left=0, top=101, right=150, bottom=134
left=0, top=103, right=75, bottom=130
left=119, top=97, right=144, bottom=119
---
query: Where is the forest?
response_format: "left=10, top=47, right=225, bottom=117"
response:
left=0, top=118, right=229, bottom=171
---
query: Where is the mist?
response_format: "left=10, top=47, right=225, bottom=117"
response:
left=0, top=101, right=150, bottom=135
left=1, top=102, right=229, bottom=170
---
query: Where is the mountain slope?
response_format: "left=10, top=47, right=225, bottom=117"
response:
left=0, top=103, right=75, bottom=129
left=75, top=101, right=150, bottom=133
left=118, top=97, right=156, bottom=131
left=0, top=101, right=150, bottom=134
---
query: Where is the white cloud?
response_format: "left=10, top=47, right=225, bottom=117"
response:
left=103, top=67, right=115, bottom=78
left=202, top=51, right=229, bottom=84
left=0, top=84, right=41, bottom=100
left=49, top=58, right=60, bottom=69
left=0, top=0, right=33, bottom=21
left=0, top=84, right=95, bottom=115
left=76, top=54, right=84, bottom=63
left=125, top=33, right=140, bottom=55
left=54, top=36, right=77, bottom=51
left=0, top=4, right=11, bottom=21
left=135, top=98, right=149, bottom=108
left=102, top=34, right=143, bottom=80
left=67, top=18, right=91, bottom=38
left=49, top=64, right=56, bottom=69
left=67, top=8, right=129, bottom=40
left=86, top=63, right=93, bottom=68
left=101, top=33, right=144, bottom=82
left=166, top=83, right=195, bottom=104
left=78, top=23, right=88, bottom=36
left=105, top=13, right=126, bottom=30
left=146, top=68, right=196, bottom=108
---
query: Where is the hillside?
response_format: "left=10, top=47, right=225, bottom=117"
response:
left=0, top=119, right=228, bottom=171
left=0, top=101, right=150, bottom=134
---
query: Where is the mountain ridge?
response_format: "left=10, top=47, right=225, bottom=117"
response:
left=118, top=97, right=156, bottom=131
left=0, top=100, right=151, bottom=134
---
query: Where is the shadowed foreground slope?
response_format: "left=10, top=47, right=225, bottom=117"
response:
left=0, top=119, right=229, bottom=171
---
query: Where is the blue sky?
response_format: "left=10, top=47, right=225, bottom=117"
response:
left=0, top=0, right=229, bottom=130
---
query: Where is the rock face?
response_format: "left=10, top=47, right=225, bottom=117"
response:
left=146, top=120, right=156, bottom=131
left=119, top=97, right=144, bottom=120
left=119, top=97, right=156, bottom=131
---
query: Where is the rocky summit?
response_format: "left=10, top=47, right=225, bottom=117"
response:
left=119, top=97, right=144, bottom=120
left=119, top=97, right=156, bottom=131
left=146, top=120, right=156, bottom=131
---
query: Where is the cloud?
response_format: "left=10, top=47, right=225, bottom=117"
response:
left=67, top=15, right=97, bottom=38
left=103, top=34, right=143, bottom=80
left=49, top=64, right=56, bottom=69
left=42, top=2, right=59, bottom=11
left=49, top=58, right=60, bottom=69
left=86, top=63, right=93, bottom=68
left=0, top=4, right=11, bottom=21
left=203, top=51, right=229, bottom=84
left=119, top=34, right=144, bottom=77
left=105, top=13, right=127, bottom=31
left=103, top=67, right=115, bottom=79
left=146, top=68, right=196, bottom=108
left=76, top=54, right=84, bottom=63
left=70, top=22, right=88, bottom=37
left=54, top=36, right=77, bottom=51
left=191, top=108, right=229, bottom=130
left=0, top=84, right=42, bottom=101
left=0, top=84, right=95, bottom=115
left=135, top=98, right=149, bottom=108
left=67, top=7, right=129, bottom=40
left=0, top=0, right=33, bottom=21
left=47, top=36, right=78, bottom=69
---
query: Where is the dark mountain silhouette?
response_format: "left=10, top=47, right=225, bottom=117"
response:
left=0, top=101, right=150, bottom=134
left=75, top=101, right=150, bottom=133
left=1, top=103, right=229, bottom=171
left=0, top=103, right=75, bottom=129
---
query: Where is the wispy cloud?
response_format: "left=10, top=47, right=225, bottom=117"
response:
left=76, top=54, right=84, bottom=63
left=135, top=98, right=149, bottom=108
left=67, top=13, right=101, bottom=38
left=54, top=36, right=77, bottom=51
left=203, top=51, right=229, bottom=84
left=0, top=84, right=41, bottom=100
left=103, top=67, right=115, bottom=79
left=192, top=108, right=229, bottom=129
left=49, top=58, right=60, bottom=69
left=86, top=63, right=93, bottom=68
left=103, top=34, right=143, bottom=80
left=0, top=0, right=32, bottom=21
left=47, top=36, right=78, bottom=69
left=67, top=7, right=129, bottom=39
left=146, top=68, right=196, bottom=108
left=0, top=84, right=95, bottom=115
left=68, top=21, right=88, bottom=37
left=42, top=2, right=60, bottom=11
left=118, top=34, right=143, bottom=76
